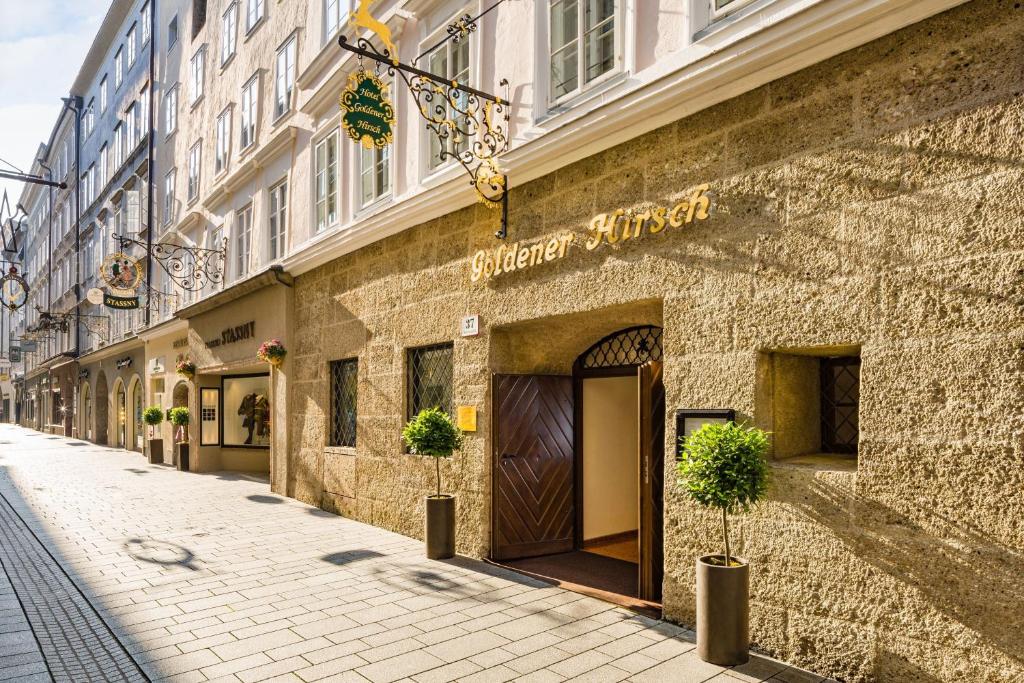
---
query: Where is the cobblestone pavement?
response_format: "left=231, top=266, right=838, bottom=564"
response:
left=0, top=425, right=831, bottom=683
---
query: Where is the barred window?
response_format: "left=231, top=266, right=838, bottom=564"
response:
left=329, top=359, right=358, bottom=447
left=407, top=343, right=453, bottom=419
left=820, top=357, right=860, bottom=454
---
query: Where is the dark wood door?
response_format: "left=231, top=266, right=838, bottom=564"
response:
left=492, top=374, right=575, bottom=561
left=638, top=361, right=665, bottom=602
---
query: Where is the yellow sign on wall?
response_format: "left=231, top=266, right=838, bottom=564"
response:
left=457, top=405, right=477, bottom=432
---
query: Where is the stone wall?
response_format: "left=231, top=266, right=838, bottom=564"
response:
left=285, top=1, right=1024, bottom=680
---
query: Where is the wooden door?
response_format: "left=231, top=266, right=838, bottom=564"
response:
left=492, top=374, right=575, bottom=561
left=638, top=361, right=665, bottom=602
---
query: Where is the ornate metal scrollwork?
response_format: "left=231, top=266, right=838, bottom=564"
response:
left=341, top=36, right=510, bottom=210
left=79, top=313, right=111, bottom=343
left=114, top=234, right=228, bottom=292
left=448, top=14, right=477, bottom=44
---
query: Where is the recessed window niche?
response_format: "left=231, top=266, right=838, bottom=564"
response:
left=756, top=346, right=861, bottom=468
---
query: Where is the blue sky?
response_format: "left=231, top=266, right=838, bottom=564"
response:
left=0, top=0, right=109, bottom=212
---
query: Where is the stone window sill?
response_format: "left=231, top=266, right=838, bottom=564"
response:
left=772, top=453, right=857, bottom=473
left=325, top=446, right=356, bottom=456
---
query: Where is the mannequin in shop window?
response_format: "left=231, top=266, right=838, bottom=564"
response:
left=238, top=392, right=270, bottom=445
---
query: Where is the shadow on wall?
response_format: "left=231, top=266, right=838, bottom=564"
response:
left=777, top=476, right=1024, bottom=677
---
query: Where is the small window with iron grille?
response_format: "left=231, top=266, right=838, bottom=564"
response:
left=406, top=343, right=454, bottom=420
left=329, top=358, right=357, bottom=447
left=820, top=357, right=860, bottom=454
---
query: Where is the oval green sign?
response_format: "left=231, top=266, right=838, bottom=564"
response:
left=340, top=71, right=396, bottom=149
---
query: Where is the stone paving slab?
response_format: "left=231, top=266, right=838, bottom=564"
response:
left=0, top=425, right=833, bottom=683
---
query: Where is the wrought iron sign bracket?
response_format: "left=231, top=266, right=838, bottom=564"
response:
left=114, top=234, right=228, bottom=292
left=338, top=34, right=512, bottom=239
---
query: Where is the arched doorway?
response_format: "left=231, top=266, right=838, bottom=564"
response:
left=114, top=379, right=127, bottom=449
left=491, top=325, right=665, bottom=604
left=128, top=375, right=144, bottom=452
left=95, top=371, right=109, bottom=445
left=80, top=381, right=92, bottom=441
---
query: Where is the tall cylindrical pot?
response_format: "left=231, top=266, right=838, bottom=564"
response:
left=176, top=443, right=190, bottom=472
left=696, top=554, right=749, bottom=666
left=425, top=495, right=455, bottom=559
left=148, top=438, right=164, bottom=464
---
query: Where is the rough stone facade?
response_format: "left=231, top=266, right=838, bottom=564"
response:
left=282, top=2, right=1024, bottom=680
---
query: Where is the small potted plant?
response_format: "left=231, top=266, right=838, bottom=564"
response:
left=169, top=407, right=191, bottom=471
left=257, top=339, right=287, bottom=368
left=176, top=357, right=196, bottom=381
left=143, top=406, right=165, bottom=464
left=678, top=421, right=769, bottom=666
left=402, top=407, right=463, bottom=559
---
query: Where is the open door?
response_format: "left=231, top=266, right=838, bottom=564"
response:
left=492, top=374, right=575, bottom=561
left=638, top=361, right=665, bottom=602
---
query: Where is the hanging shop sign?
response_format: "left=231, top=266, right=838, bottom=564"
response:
left=86, top=287, right=105, bottom=305
left=205, top=321, right=255, bottom=349
left=340, top=71, right=395, bottom=150
left=100, top=252, right=143, bottom=309
left=0, top=266, right=29, bottom=311
left=470, top=184, right=714, bottom=283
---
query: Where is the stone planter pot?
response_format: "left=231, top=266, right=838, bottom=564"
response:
left=696, top=554, right=749, bottom=666
left=176, top=443, right=190, bottom=472
left=425, top=495, right=455, bottom=559
left=148, top=438, right=164, bottom=464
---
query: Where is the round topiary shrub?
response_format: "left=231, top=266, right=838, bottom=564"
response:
left=402, top=407, right=463, bottom=498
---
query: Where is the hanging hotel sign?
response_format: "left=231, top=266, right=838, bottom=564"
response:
left=340, top=71, right=395, bottom=150
left=100, top=252, right=143, bottom=309
left=0, top=265, right=28, bottom=311
left=471, top=184, right=713, bottom=282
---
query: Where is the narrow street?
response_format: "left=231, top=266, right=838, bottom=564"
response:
left=0, top=424, right=825, bottom=683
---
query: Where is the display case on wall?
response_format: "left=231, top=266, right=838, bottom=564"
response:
left=222, top=374, right=270, bottom=447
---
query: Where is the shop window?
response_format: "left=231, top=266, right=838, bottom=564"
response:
left=223, top=375, right=270, bottom=447
left=200, top=387, right=220, bottom=445
left=757, top=350, right=860, bottom=461
left=329, top=359, right=357, bottom=447
left=406, top=343, right=453, bottom=419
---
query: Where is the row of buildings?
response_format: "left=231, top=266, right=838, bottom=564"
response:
left=2, top=0, right=1022, bottom=680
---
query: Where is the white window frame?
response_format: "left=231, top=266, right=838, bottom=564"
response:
left=711, top=0, right=759, bottom=20
left=141, top=2, right=151, bottom=44
left=164, top=84, right=178, bottom=136
left=421, top=19, right=470, bottom=173
left=113, top=123, right=124, bottom=167
left=246, top=0, right=265, bottom=32
left=190, top=47, right=206, bottom=103
left=127, top=23, right=138, bottom=66
left=358, top=140, right=391, bottom=208
left=187, top=142, right=202, bottom=202
left=114, top=46, right=124, bottom=88
left=221, top=3, right=238, bottom=65
left=273, top=34, right=296, bottom=121
left=125, top=101, right=138, bottom=152
left=98, top=144, right=108, bottom=188
left=313, top=130, right=339, bottom=233
left=234, top=203, right=253, bottom=279
left=215, top=107, right=232, bottom=175
left=323, top=0, right=347, bottom=44
left=168, top=15, right=178, bottom=48
left=268, top=178, right=287, bottom=261
left=99, top=76, right=108, bottom=112
left=163, top=169, right=176, bottom=225
left=547, top=0, right=623, bottom=106
left=240, top=73, right=258, bottom=150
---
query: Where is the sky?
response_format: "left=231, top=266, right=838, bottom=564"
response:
left=0, top=0, right=110, bottom=214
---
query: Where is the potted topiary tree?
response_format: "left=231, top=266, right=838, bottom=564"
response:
left=678, top=421, right=769, bottom=666
left=143, top=406, right=165, bottom=465
left=402, top=407, right=464, bottom=559
left=169, top=407, right=191, bottom=472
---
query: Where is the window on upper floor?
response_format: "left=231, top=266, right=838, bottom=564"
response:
left=164, top=84, right=178, bottom=135
left=549, top=0, right=617, bottom=103
left=424, top=35, right=469, bottom=171
left=323, top=0, right=350, bottom=44
left=163, top=169, right=176, bottom=225
left=234, top=203, right=252, bottom=279
left=98, top=144, right=107, bottom=188
left=169, top=15, right=179, bottom=48
left=207, top=224, right=224, bottom=291
left=187, top=141, right=201, bottom=201
left=268, top=179, right=287, bottom=261
left=215, top=108, right=231, bottom=174
left=360, top=143, right=390, bottom=208
left=246, top=0, right=265, bottom=32
left=140, top=84, right=149, bottom=138
left=313, top=131, right=338, bottom=232
left=221, top=3, right=238, bottom=65
left=114, top=46, right=124, bottom=88
left=84, top=99, right=95, bottom=138
left=126, top=101, right=138, bottom=152
left=190, top=47, right=206, bottom=103
left=127, top=24, right=138, bottom=66
left=192, top=0, right=207, bottom=39
left=274, top=36, right=296, bottom=120
left=240, top=74, right=258, bottom=150
left=113, top=123, right=124, bottom=166
left=99, top=76, right=108, bottom=112
left=712, top=0, right=758, bottom=19
left=141, top=2, right=151, bottom=44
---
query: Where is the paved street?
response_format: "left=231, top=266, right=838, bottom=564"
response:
left=0, top=424, right=827, bottom=683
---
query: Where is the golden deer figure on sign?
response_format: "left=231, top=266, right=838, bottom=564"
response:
left=350, top=0, right=398, bottom=61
